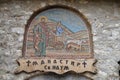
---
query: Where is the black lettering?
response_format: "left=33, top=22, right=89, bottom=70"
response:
left=66, top=60, right=68, bottom=64
left=41, top=60, right=45, bottom=65
left=71, top=61, right=75, bottom=66
left=56, top=66, right=59, bottom=70
left=60, top=66, right=63, bottom=70
left=82, top=61, right=87, bottom=68
left=26, top=60, right=31, bottom=67
left=52, top=66, right=56, bottom=69
left=44, top=65, right=47, bottom=69
left=53, top=60, right=57, bottom=64
left=48, top=60, right=51, bottom=64
left=32, top=61, right=38, bottom=66
left=64, top=66, right=69, bottom=70
left=60, top=60, right=62, bottom=64
left=77, top=63, right=81, bottom=66
left=48, top=66, right=50, bottom=69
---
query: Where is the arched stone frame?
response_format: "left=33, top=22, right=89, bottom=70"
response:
left=22, top=5, right=94, bottom=59
left=15, top=5, right=96, bottom=79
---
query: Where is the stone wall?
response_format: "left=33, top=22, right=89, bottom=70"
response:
left=0, top=0, right=120, bottom=80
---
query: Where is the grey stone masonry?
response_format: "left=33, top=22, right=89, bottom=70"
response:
left=0, top=0, right=120, bottom=80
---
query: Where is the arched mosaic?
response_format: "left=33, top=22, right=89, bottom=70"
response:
left=16, top=6, right=96, bottom=76
left=23, top=6, right=93, bottom=59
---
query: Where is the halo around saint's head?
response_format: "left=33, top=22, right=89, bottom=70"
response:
left=39, top=16, right=48, bottom=22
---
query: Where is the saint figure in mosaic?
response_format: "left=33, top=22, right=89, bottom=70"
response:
left=33, top=16, right=48, bottom=56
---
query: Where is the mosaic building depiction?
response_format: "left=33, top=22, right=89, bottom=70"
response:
left=25, top=8, right=92, bottom=58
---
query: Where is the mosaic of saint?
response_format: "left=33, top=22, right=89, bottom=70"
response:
left=26, top=8, right=91, bottom=58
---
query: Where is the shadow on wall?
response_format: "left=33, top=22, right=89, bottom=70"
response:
left=26, top=72, right=91, bottom=80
